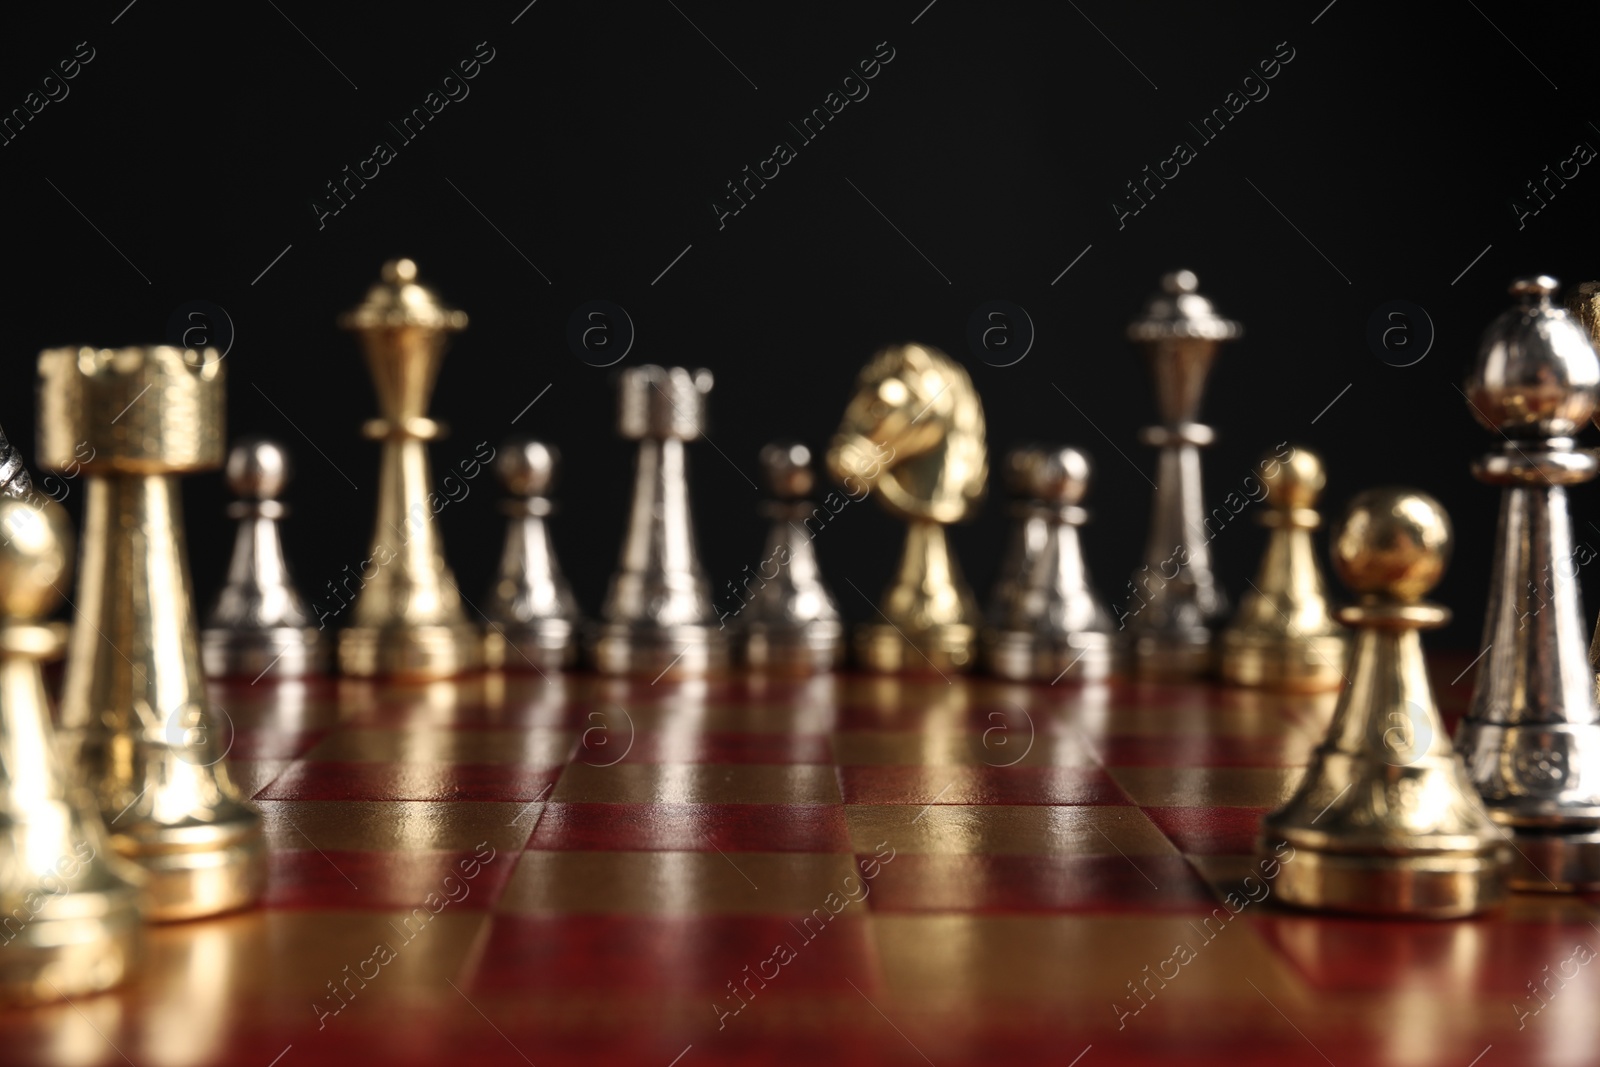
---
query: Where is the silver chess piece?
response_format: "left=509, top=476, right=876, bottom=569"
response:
left=201, top=439, right=327, bottom=678
left=732, top=442, right=844, bottom=675
left=1458, top=275, right=1600, bottom=891
left=986, top=448, right=1050, bottom=635
left=483, top=439, right=582, bottom=672
left=983, top=446, right=1112, bottom=682
left=1121, top=270, right=1239, bottom=679
left=590, top=365, right=728, bottom=679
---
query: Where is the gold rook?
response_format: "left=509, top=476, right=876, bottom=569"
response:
left=38, top=345, right=264, bottom=921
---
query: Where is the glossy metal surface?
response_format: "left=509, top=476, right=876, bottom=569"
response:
left=38, top=345, right=264, bottom=921
left=1262, top=488, right=1509, bottom=917
left=732, top=442, right=844, bottom=675
left=337, top=259, right=482, bottom=679
left=0, top=479, right=141, bottom=1003
left=1122, top=271, right=1237, bottom=679
left=1567, top=280, right=1600, bottom=696
left=483, top=439, right=582, bottom=672
left=591, top=366, right=727, bottom=678
left=1220, top=447, right=1347, bottom=691
left=828, top=343, right=987, bottom=673
left=202, top=439, right=327, bottom=678
left=983, top=446, right=1111, bottom=681
left=1458, top=276, right=1600, bottom=891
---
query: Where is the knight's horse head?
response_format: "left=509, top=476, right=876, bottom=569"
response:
left=828, top=343, right=987, bottom=524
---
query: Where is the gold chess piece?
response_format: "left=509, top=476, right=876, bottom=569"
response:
left=0, top=450, right=141, bottom=1002
left=828, top=343, right=987, bottom=673
left=39, top=346, right=264, bottom=920
left=1260, top=488, right=1509, bottom=918
left=337, top=259, right=482, bottom=679
left=1219, top=446, right=1347, bottom=691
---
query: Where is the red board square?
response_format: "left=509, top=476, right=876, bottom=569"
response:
left=616, top=732, right=835, bottom=764
left=1143, top=806, right=1270, bottom=856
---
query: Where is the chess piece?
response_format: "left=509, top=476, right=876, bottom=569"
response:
left=483, top=439, right=582, bottom=671
left=985, top=448, right=1049, bottom=632
left=1565, top=279, right=1600, bottom=694
left=0, top=443, right=141, bottom=1003
left=1261, top=488, right=1509, bottom=917
left=201, top=439, right=327, bottom=678
left=590, top=366, right=728, bottom=678
left=1219, top=446, right=1347, bottom=691
left=1122, top=270, right=1238, bottom=679
left=1458, top=276, right=1600, bottom=891
left=828, top=343, right=987, bottom=674
left=732, top=442, right=845, bottom=674
left=38, top=345, right=264, bottom=920
left=982, top=446, right=1112, bottom=682
left=337, top=259, right=481, bottom=679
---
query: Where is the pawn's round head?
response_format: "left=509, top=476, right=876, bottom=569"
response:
left=226, top=438, right=291, bottom=500
left=1262, top=446, right=1325, bottom=511
left=0, top=496, right=72, bottom=621
left=1003, top=446, right=1045, bottom=497
left=1020, top=446, right=1090, bottom=506
left=760, top=442, right=814, bottom=499
left=499, top=439, right=559, bottom=497
left=1332, top=488, right=1451, bottom=602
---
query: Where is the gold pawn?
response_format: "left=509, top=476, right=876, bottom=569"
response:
left=1260, top=488, right=1508, bottom=917
left=1219, top=446, right=1347, bottom=691
left=0, top=485, right=141, bottom=1001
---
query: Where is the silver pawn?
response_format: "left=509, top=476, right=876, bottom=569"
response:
left=732, top=442, right=844, bottom=674
left=590, top=366, right=728, bottom=678
left=201, top=439, right=326, bottom=678
left=1458, top=275, right=1600, bottom=891
left=983, top=446, right=1112, bottom=681
left=483, top=439, right=582, bottom=671
left=985, top=447, right=1052, bottom=633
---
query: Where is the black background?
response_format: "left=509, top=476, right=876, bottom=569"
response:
left=4, top=0, right=1597, bottom=653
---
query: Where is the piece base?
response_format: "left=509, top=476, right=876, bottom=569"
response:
left=0, top=893, right=141, bottom=1005
left=983, top=629, right=1112, bottom=682
left=1503, top=827, right=1600, bottom=892
left=854, top=623, right=977, bottom=675
left=1219, top=631, right=1347, bottom=692
left=201, top=626, right=328, bottom=679
left=483, top=620, right=579, bottom=673
left=113, top=817, right=267, bottom=922
left=1121, top=631, right=1215, bottom=681
left=1261, top=842, right=1509, bottom=918
left=738, top=623, right=844, bottom=676
left=338, top=623, right=483, bottom=680
left=588, top=623, right=729, bottom=679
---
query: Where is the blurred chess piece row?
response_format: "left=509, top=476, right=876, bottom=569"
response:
left=190, top=265, right=1355, bottom=687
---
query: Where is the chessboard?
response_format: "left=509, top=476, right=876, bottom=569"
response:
left=1, top=661, right=1589, bottom=1067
